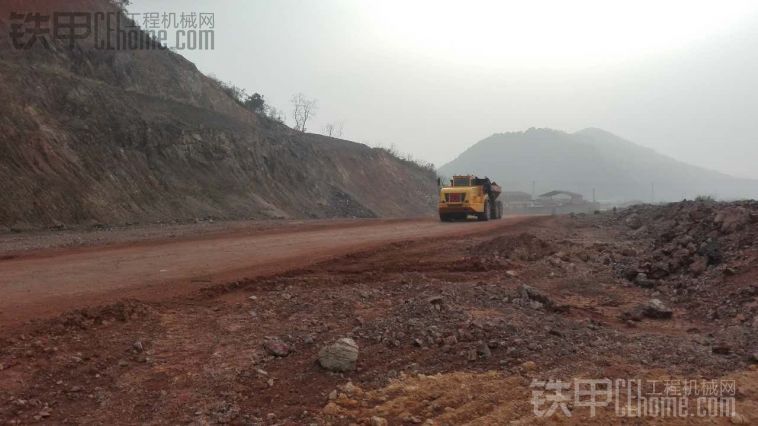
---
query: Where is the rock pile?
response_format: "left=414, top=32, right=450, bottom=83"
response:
left=616, top=201, right=758, bottom=283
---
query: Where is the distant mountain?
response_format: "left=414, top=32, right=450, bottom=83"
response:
left=439, top=128, right=758, bottom=202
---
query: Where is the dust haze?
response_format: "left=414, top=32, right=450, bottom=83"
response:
left=3, top=1, right=758, bottom=424
left=133, top=0, right=758, bottom=180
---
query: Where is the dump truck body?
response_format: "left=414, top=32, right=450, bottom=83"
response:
left=438, top=175, right=503, bottom=221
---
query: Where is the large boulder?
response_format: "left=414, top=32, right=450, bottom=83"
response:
left=318, top=338, right=359, bottom=372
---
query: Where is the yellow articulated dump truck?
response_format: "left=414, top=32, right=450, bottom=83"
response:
left=438, top=175, right=503, bottom=222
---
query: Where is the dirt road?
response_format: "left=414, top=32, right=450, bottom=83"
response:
left=0, top=217, right=528, bottom=325
left=0, top=204, right=756, bottom=424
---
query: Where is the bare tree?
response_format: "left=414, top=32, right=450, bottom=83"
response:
left=290, top=93, right=317, bottom=132
left=336, top=121, right=344, bottom=137
left=323, top=121, right=344, bottom=138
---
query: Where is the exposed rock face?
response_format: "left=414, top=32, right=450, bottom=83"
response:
left=318, top=338, right=359, bottom=372
left=0, top=1, right=436, bottom=228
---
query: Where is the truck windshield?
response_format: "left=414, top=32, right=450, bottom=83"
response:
left=452, top=177, right=471, bottom=187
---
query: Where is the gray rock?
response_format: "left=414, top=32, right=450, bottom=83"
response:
left=318, top=338, right=358, bottom=372
left=519, top=284, right=557, bottom=310
left=520, top=284, right=548, bottom=303
left=698, top=239, right=722, bottom=265
left=477, top=341, right=492, bottom=359
left=621, top=299, right=673, bottom=321
left=528, top=300, right=544, bottom=310
left=466, top=348, right=477, bottom=361
left=645, top=298, right=673, bottom=318
left=427, top=295, right=444, bottom=305
left=634, top=272, right=657, bottom=288
left=627, top=298, right=673, bottom=320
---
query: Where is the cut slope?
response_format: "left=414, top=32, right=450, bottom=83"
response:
left=439, top=128, right=758, bottom=202
left=0, top=1, right=436, bottom=228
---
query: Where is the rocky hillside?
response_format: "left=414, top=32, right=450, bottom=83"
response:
left=0, top=0, right=436, bottom=229
left=439, top=128, right=758, bottom=203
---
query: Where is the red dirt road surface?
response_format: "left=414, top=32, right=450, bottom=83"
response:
left=0, top=204, right=756, bottom=424
left=0, top=217, right=528, bottom=326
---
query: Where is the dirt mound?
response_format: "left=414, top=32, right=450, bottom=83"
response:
left=569, top=200, right=758, bottom=336
left=472, top=232, right=555, bottom=261
left=322, top=372, right=532, bottom=424
left=0, top=1, right=436, bottom=229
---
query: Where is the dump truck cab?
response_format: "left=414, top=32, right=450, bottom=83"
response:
left=438, top=175, right=503, bottom=221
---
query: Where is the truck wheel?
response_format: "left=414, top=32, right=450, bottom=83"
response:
left=439, top=213, right=450, bottom=222
left=496, top=201, right=503, bottom=219
left=478, top=203, right=490, bottom=221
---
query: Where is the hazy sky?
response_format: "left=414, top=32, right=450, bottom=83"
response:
left=130, top=0, right=758, bottom=179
